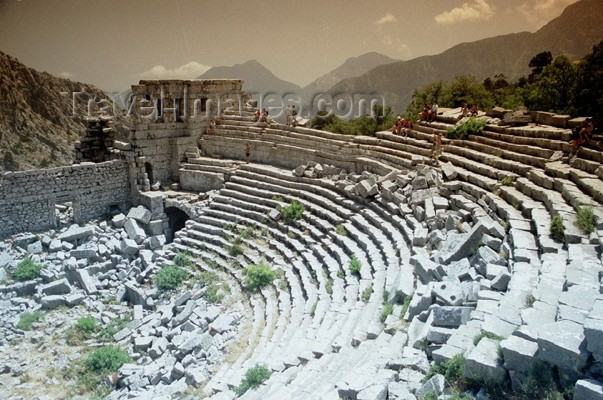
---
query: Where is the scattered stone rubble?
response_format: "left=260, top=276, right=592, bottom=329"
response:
left=0, top=204, right=243, bottom=399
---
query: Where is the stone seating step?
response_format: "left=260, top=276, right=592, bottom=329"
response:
left=463, top=138, right=548, bottom=168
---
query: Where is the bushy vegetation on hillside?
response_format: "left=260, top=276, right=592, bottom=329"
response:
left=405, top=40, right=603, bottom=125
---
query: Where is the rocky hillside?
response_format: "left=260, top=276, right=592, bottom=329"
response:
left=301, top=51, right=398, bottom=99
left=198, top=59, right=300, bottom=96
left=326, top=0, right=603, bottom=112
left=0, top=51, right=128, bottom=173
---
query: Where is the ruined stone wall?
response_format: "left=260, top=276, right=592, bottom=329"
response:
left=0, top=160, right=130, bottom=237
left=128, top=80, right=249, bottom=187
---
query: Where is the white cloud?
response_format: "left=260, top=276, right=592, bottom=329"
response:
left=59, top=71, right=75, bottom=80
left=375, top=13, right=398, bottom=25
left=435, top=0, right=494, bottom=25
left=139, top=61, right=211, bottom=80
left=517, top=0, right=579, bottom=28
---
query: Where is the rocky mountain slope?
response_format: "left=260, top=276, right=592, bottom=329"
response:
left=301, top=52, right=398, bottom=100
left=198, top=59, right=301, bottom=96
left=0, top=51, right=128, bottom=173
left=326, top=0, right=603, bottom=112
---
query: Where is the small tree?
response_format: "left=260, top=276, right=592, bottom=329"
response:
left=348, top=255, right=362, bottom=276
left=156, top=265, right=189, bottom=290
left=234, top=364, right=271, bottom=396
left=85, top=346, right=131, bottom=373
left=550, top=214, right=565, bottom=242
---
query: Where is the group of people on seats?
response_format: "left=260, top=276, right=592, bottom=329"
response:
left=392, top=116, right=413, bottom=136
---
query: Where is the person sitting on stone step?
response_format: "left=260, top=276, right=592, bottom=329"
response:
left=570, top=118, right=594, bottom=157
left=470, top=103, right=479, bottom=117
left=459, top=102, right=469, bottom=120
left=245, top=143, right=251, bottom=163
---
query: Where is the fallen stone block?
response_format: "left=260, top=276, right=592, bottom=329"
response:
left=58, top=225, right=95, bottom=242
left=491, top=270, right=511, bottom=291
left=128, top=206, right=152, bottom=224
left=70, top=246, right=98, bottom=260
left=125, top=219, right=147, bottom=244
left=185, top=367, right=207, bottom=387
left=125, top=283, right=147, bottom=307
left=415, top=374, right=445, bottom=399
left=500, top=335, right=538, bottom=373
left=40, top=278, right=72, bottom=296
left=409, top=256, right=445, bottom=284
left=584, top=317, right=603, bottom=360
left=432, top=306, right=472, bottom=327
left=465, top=338, right=506, bottom=385
left=75, top=269, right=98, bottom=295
left=537, top=320, right=588, bottom=371
left=112, top=213, right=127, bottom=228
left=574, top=379, right=603, bottom=400
left=41, top=295, right=67, bottom=309
left=356, top=180, right=379, bottom=198
left=443, top=222, right=487, bottom=264
left=120, top=238, right=139, bottom=255
left=27, top=241, right=43, bottom=254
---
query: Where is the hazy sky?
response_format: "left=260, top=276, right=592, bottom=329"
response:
left=0, top=0, right=580, bottom=92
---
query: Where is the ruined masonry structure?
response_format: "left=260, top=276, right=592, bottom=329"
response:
left=1, top=79, right=603, bottom=399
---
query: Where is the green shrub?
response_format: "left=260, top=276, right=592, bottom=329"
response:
left=446, top=118, right=487, bottom=140
left=361, top=287, right=372, bottom=303
left=550, top=214, right=565, bottom=242
left=244, top=262, right=276, bottom=292
left=423, top=392, right=438, bottom=400
left=281, top=201, right=305, bottom=222
left=156, top=265, right=189, bottom=290
left=14, top=258, right=42, bottom=281
left=576, top=205, right=597, bottom=234
left=234, top=364, right=271, bottom=396
left=348, top=255, right=362, bottom=276
left=75, top=316, right=99, bottom=334
left=335, top=224, right=348, bottom=236
left=67, top=316, right=100, bottom=345
left=228, top=243, right=244, bottom=257
left=85, top=346, right=131, bottom=373
left=16, top=310, right=44, bottom=331
left=424, top=354, right=466, bottom=390
left=380, top=303, right=394, bottom=323
left=173, top=252, right=195, bottom=268
left=473, top=331, right=504, bottom=346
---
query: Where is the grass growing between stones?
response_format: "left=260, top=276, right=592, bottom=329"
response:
left=156, top=265, right=190, bottom=291
left=361, top=287, right=372, bottom=303
left=173, top=251, right=196, bottom=269
left=234, top=364, right=271, bottom=396
left=550, top=214, right=565, bottom=242
left=348, top=255, right=362, bottom=276
left=473, top=331, right=504, bottom=345
left=576, top=205, right=597, bottom=234
left=64, top=346, right=131, bottom=398
left=67, top=316, right=100, bottom=345
left=196, top=271, right=231, bottom=303
left=380, top=303, right=394, bottom=323
left=13, top=258, right=42, bottom=281
left=15, top=310, right=44, bottom=331
left=523, top=293, right=536, bottom=308
left=335, top=224, right=347, bottom=236
left=243, top=262, right=276, bottom=292
left=446, top=118, right=487, bottom=140
left=499, top=176, right=516, bottom=187
left=228, top=243, right=244, bottom=257
left=400, top=294, right=413, bottom=319
left=99, top=315, right=132, bottom=342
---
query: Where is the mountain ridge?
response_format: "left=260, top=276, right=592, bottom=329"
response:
left=326, top=0, right=603, bottom=112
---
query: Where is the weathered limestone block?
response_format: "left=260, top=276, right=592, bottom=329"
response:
left=58, top=225, right=95, bottom=242
left=536, top=320, right=588, bottom=371
left=120, top=238, right=139, bottom=255
left=40, top=278, right=72, bottom=296
left=500, top=335, right=538, bottom=373
left=442, top=222, right=487, bottom=263
left=355, top=180, right=378, bottom=198
left=431, top=306, right=472, bottom=327
left=465, top=338, right=506, bottom=385
left=112, top=213, right=127, bottom=228
left=125, top=219, right=147, bottom=244
left=128, top=206, right=152, bottom=224
left=574, top=379, right=603, bottom=400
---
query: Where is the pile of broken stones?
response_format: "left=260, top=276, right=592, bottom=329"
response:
left=0, top=205, right=243, bottom=399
